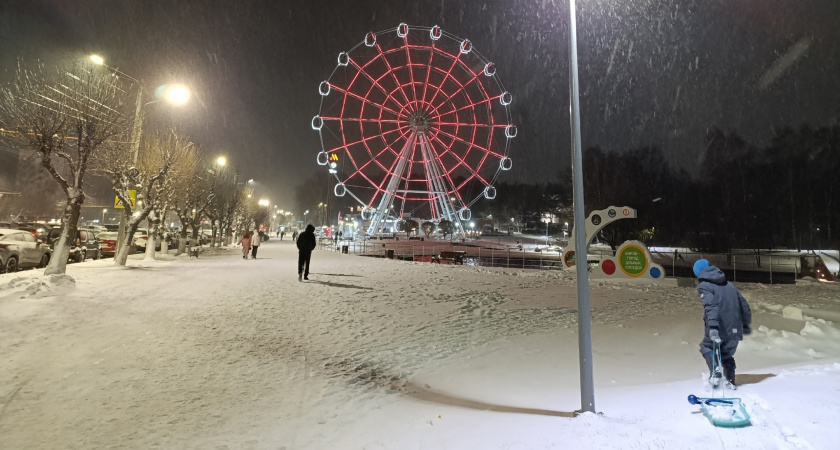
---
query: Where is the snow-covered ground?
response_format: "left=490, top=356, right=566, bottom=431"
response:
left=1, top=238, right=839, bottom=449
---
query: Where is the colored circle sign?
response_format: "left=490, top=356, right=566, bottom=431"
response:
left=650, top=267, right=662, bottom=278
left=563, top=250, right=576, bottom=267
left=592, top=214, right=601, bottom=225
left=608, top=208, right=616, bottom=218
left=601, top=259, right=616, bottom=275
left=618, top=245, right=648, bottom=277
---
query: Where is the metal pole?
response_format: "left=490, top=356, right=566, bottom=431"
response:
left=568, top=0, right=595, bottom=414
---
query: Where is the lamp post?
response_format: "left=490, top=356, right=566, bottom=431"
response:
left=102, top=208, right=107, bottom=224
left=304, top=210, right=309, bottom=225
left=90, top=55, right=191, bottom=258
left=567, top=0, right=595, bottom=413
left=545, top=216, right=550, bottom=246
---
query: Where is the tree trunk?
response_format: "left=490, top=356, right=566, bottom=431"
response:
left=44, top=193, right=82, bottom=275
left=144, top=210, right=158, bottom=260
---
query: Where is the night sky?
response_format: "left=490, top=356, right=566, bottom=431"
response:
left=1, top=0, right=838, bottom=210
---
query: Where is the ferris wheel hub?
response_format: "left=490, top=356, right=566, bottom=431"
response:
left=407, top=111, right=431, bottom=132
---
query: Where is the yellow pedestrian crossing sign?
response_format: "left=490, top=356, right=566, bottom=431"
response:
left=114, top=190, right=137, bottom=209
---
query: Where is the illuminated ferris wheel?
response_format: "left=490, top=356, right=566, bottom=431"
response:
left=312, top=24, right=516, bottom=235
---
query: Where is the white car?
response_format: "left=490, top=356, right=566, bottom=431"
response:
left=0, top=228, right=53, bottom=273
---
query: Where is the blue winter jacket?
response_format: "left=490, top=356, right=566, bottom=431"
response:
left=697, top=266, right=752, bottom=342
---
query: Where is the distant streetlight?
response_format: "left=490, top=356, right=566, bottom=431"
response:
left=216, top=156, right=226, bottom=166
left=102, top=208, right=107, bottom=223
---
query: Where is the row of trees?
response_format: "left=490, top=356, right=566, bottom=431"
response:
left=0, top=60, right=267, bottom=274
left=472, top=125, right=839, bottom=253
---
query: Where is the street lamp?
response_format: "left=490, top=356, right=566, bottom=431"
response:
left=102, top=208, right=107, bottom=223
left=216, top=156, right=226, bottom=166
left=304, top=210, right=309, bottom=224
left=90, top=55, right=191, bottom=255
left=545, top=216, right=551, bottom=247
left=89, top=55, right=191, bottom=164
left=567, top=0, right=595, bottom=413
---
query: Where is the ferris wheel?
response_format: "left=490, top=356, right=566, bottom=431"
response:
left=312, top=24, right=516, bottom=235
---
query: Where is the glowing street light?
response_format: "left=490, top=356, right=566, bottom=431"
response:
left=216, top=156, right=226, bottom=166
left=102, top=208, right=107, bottom=223
left=89, top=55, right=191, bottom=164
left=163, top=84, right=190, bottom=105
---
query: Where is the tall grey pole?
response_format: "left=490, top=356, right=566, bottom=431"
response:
left=117, top=86, right=145, bottom=253
left=568, top=0, right=595, bottom=413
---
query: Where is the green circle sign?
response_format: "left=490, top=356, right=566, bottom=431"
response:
left=618, top=245, right=648, bottom=277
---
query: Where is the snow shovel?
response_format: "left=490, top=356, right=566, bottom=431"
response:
left=687, top=341, right=751, bottom=427
left=687, top=395, right=751, bottom=427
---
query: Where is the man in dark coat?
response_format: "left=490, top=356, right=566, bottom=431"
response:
left=694, top=259, right=752, bottom=389
left=296, top=224, right=317, bottom=281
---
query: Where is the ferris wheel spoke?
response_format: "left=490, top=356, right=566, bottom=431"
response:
left=401, top=35, right=421, bottom=110
left=419, top=42, right=437, bottom=114
left=329, top=83, right=403, bottom=118
left=430, top=126, right=504, bottom=160
left=430, top=120, right=507, bottom=129
left=429, top=70, right=485, bottom=114
left=348, top=56, right=411, bottom=114
left=424, top=51, right=465, bottom=113
left=327, top=125, right=404, bottom=158
left=429, top=137, right=486, bottom=186
left=425, top=133, right=491, bottom=188
left=434, top=94, right=502, bottom=120
left=321, top=116, right=402, bottom=125
left=374, top=43, right=416, bottom=113
left=351, top=126, right=412, bottom=177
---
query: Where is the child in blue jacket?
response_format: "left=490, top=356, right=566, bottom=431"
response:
left=694, top=259, right=752, bottom=388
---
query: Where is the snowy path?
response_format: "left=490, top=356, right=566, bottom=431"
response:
left=1, top=238, right=839, bottom=449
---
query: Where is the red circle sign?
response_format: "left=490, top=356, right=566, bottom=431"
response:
left=601, top=259, right=616, bottom=275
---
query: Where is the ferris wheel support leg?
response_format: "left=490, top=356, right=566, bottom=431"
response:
left=418, top=133, right=467, bottom=235
left=366, top=134, right=416, bottom=235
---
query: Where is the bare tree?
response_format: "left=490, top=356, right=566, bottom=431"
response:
left=0, top=61, right=133, bottom=274
left=164, top=144, right=201, bottom=255
left=107, top=129, right=195, bottom=264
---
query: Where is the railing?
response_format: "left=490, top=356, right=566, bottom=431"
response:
left=318, top=237, right=565, bottom=271
left=317, top=237, right=833, bottom=284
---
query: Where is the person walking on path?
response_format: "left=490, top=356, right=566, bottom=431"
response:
left=251, top=229, right=262, bottom=259
left=693, top=258, right=752, bottom=389
left=296, top=224, right=317, bottom=281
left=280, top=230, right=285, bottom=241
left=292, top=230, right=298, bottom=241
left=237, top=230, right=252, bottom=260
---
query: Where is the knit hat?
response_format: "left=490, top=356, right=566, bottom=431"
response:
left=693, top=259, right=710, bottom=277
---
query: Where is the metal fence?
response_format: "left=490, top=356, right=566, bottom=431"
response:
left=318, top=237, right=566, bottom=271
left=318, top=237, right=831, bottom=284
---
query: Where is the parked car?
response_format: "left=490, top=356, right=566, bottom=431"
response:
left=97, top=231, right=118, bottom=257
left=45, top=227, right=101, bottom=262
left=103, top=224, right=120, bottom=232
left=82, top=230, right=103, bottom=260
left=132, top=228, right=150, bottom=251
left=17, top=224, right=50, bottom=241
left=0, top=228, right=52, bottom=273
